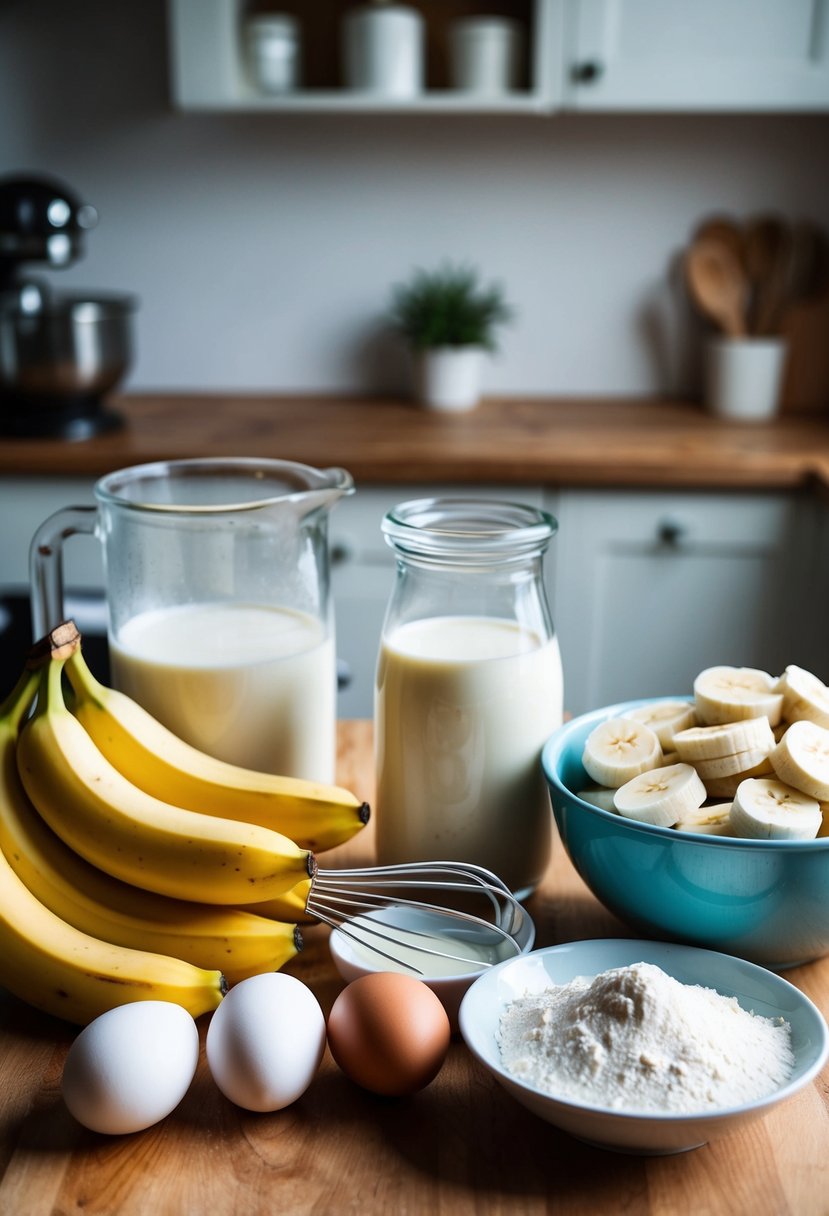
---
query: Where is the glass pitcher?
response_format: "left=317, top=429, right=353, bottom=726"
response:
left=30, top=457, right=354, bottom=783
left=374, top=497, right=563, bottom=899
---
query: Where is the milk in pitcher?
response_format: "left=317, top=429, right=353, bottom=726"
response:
left=110, top=601, right=336, bottom=782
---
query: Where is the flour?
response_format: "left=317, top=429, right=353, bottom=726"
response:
left=498, top=962, right=794, bottom=1113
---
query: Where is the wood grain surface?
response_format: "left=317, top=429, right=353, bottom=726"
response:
left=1, top=721, right=828, bottom=1216
left=3, top=394, right=829, bottom=490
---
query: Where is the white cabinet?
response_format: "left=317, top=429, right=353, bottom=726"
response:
left=549, top=488, right=824, bottom=717
left=169, top=0, right=829, bottom=114
left=564, top=0, right=829, bottom=113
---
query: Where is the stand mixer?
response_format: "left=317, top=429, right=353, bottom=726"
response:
left=0, top=174, right=137, bottom=440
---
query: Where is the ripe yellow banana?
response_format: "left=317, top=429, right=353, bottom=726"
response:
left=18, top=632, right=314, bottom=905
left=64, top=643, right=370, bottom=853
left=0, top=667, right=225, bottom=1025
left=0, top=714, right=301, bottom=982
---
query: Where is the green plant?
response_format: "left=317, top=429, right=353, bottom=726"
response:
left=389, top=262, right=513, bottom=351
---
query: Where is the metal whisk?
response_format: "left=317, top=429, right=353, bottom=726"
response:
left=307, top=861, right=532, bottom=975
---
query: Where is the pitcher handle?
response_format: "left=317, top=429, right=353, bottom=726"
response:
left=29, top=505, right=99, bottom=641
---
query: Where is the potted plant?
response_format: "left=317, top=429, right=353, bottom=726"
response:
left=388, top=262, right=513, bottom=411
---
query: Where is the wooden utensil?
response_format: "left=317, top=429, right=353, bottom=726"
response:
left=684, top=237, right=749, bottom=337
left=693, top=214, right=745, bottom=268
left=744, top=214, right=792, bottom=335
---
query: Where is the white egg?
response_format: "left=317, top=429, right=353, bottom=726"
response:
left=62, top=1000, right=199, bottom=1135
left=206, top=972, right=326, bottom=1112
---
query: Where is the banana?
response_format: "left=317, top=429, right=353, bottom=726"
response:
left=769, top=720, right=829, bottom=801
left=65, top=643, right=370, bottom=853
left=694, top=665, right=783, bottom=726
left=692, top=747, right=775, bottom=781
left=776, top=665, right=829, bottom=730
left=730, top=777, right=821, bottom=840
left=613, top=762, right=706, bottom=827
left=702, top=754, right=774, bottom=798
left=673, top=803, right=733, bottom=836
left=0, top=727, right=302, bottom=983
left=582, top=718, right=661, bottom=788
left=0, top=667, right=225, bottom=1025
left=243, top=879, right=315, bottom=924
left=626, top=700, right=696, bottom=749
left=17, top=631, right=314, bottom=905
left=672, top=717, right=775, bottom=763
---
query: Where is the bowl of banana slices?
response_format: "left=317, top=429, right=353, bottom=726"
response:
left=541, top=664, right=829, bottom=970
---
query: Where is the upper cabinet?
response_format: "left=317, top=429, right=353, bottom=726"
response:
left=168, top=0, right=829, bottom=114
left=565, top=0, right=829, bottom=112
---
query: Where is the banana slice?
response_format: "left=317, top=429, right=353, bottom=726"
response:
left=626, top=701, right=696, bottom=749
left=694, top=666, right=783, bottom=726
left=770, top=720, right=829, bottom=801
left=673, top=717, right=774, bottom=763
left=776, top=665, right=829, bottom=730
left=576, top=786, right=618, bottom=812
left=673, top=803, right=733, bottom=836
left=692, top=746, right=775, bottom=781
left=613, top=763, right=706, bottom=827
left=730, top=777, right=821, bottom=840
left=582, top=718, right=662, bottom=788
left=702, top=755, right=774, bottom=798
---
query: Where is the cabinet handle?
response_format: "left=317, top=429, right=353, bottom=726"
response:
left=656, top=519, right=688, bottom=548
left=572, top=60, right=603, bottom=85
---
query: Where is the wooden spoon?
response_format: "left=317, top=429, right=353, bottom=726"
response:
left=744, top=214, right=792, bottom=335
left=693, top=214, right=745, bottom=268
left=684, top=237, right=748, bottom=338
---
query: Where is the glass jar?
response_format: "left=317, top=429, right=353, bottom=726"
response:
left=374, top=498, right=563, bottom=900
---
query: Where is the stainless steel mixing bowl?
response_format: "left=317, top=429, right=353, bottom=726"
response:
left=0, top=292, right=136, bottom=438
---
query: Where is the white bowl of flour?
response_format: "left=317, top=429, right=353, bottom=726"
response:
left=458, top=939, right=828, bottom=1155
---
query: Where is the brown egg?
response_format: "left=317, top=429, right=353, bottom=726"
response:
left=327, top=972, right=451, bottom=1096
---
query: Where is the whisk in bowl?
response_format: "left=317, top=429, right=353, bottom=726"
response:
left=311, top=861, right=535, bottom=977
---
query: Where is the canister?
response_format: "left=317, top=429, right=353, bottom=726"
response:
left=342, top=3, right=424, bottom=97
left=449, top=17, right=522, bottom=95
left=245, top=13, right=301, bottom=95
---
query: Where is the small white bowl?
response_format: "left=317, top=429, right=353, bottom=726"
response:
left=329, top=903, right=535, bottom=1028
left=458, top=939, right=829, bottom=1154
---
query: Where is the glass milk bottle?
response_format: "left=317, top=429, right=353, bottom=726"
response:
left=374, top=498, right=563, bottom=899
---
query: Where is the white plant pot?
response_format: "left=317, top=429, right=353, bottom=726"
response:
left=414, top=347, right=486, bottom=412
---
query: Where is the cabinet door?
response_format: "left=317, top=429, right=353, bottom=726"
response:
left=565, top=0, right=829, bottom=112
left=549, top=489, right=821, bottom=717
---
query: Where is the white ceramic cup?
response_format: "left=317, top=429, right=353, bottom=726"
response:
left=342, top=4, right=424, bottom=97
left=704, top=337, right=788, bottom=421
left=449, top=18, right=522, bottom=95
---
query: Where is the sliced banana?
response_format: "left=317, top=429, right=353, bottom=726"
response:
left=673, top=803, right=733, bottom=836
left=694, top=666, right=783, bottom=726
left=770, top=720, right=829, bottom=801
left=576, top=786, right=618, bottom=812
left=626, top=701, right=696, bottom=749
left=673, top=717, right=774, bottom=763
left=582, top=718, right=662, bottom=788
left=702, top=755, right=774, bottom=798
left=692, top=746, right=775, bottom=781
left=613, top=763, right=706, bottom=827
left=730, top=777, right=821, bottom=840
left=776, top=665, right=829, bottom=730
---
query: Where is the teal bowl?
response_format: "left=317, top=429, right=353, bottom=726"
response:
left=541, top=698, right=829, bottom=970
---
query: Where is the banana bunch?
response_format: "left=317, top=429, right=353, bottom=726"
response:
left=0, top=622, right=370, bottom=1025
left=577, top=663, right=829, bottom=841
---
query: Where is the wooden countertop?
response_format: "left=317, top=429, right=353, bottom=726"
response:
left=2, top=721, right=828, bottom=1215
left=3, top=394, right=829, bottom=490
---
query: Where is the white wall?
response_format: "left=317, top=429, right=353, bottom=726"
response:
left=2, top=1, right=829, bottom=398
